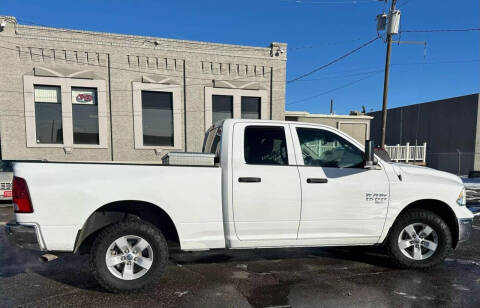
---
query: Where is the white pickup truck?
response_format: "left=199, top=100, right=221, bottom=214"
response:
left=6, top=119, right=473, bottom=292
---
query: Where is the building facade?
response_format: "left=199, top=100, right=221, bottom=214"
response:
left=0, top=16, right=287, bottom=162
left=368, top=93, right=480, bottom=175
left=285, top=111, right=372, bottom=145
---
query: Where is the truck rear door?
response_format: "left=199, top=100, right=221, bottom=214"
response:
left=232, top=123, right=301, bottom=240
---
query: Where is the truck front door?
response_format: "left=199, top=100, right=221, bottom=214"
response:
left=291, top=125, right=389, bottom=243
left=232, top=123, right=301, bottom=240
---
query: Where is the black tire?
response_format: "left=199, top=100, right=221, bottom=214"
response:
left=386, top=209, right=452, bottom=269
left=89, top=219, right=168, bottom=293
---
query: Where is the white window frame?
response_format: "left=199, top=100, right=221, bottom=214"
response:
left=23, top=75, right=108, bottom=149
left=204, top=87, right=268, bottom=130
left=132, top=82, right=182, bottom=150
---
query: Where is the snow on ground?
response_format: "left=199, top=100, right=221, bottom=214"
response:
left=463, top=177, right=480, bottom=187
left=463, top=178, right=480, bottom=205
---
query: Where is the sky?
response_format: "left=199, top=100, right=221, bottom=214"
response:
left=1, top=0, right=479, bottom=115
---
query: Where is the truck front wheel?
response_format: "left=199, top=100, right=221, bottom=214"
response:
left=386, top=209, right=452, bottom=269
left=89, top=219, right=168, bottom=292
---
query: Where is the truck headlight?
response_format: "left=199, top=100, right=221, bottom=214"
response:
left=456, top=188, right=466, bottom=206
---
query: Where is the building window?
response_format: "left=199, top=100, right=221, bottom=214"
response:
left=72, top=87, right=99, bottom=145
left=212, top=95, right=233, bottom=124
left=141, top=91, right=174, bottom=146
left=132, top=82, right=182, bottom=150
left=241, top=96, right=261, bottom=119
left=34, top=85, right=63, bottom=144
left=204, top=87, right=268, bottom=130
left=24, top=75, right=108, bottom=150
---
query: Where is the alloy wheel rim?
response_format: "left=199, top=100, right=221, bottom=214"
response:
left=105, top=235, right=154, bottom=280
left=398, top=223, right=438, bottom=261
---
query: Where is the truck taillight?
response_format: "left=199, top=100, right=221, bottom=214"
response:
left=12, top=176, right=33, bottom=213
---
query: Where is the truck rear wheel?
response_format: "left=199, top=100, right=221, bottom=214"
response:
left=89, top=219, right=168, bottom=293
left=386, top=209, right=452, bottom=269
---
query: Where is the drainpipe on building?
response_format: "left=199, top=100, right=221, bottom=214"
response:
left=183, top=62, right=187, bottom=151
left=270, top=67, right=273, bottom=120
left=107, top=54, right=114, bottom=161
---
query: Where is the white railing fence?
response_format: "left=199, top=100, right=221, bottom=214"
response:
left=384, top=142, right=427, bottom=163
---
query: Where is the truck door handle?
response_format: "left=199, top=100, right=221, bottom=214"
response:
left=307, top=178, right=328, bottom=184
left=238, top=177, right=261, bottom=183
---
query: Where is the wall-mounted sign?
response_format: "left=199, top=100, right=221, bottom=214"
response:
left=72, top=88, right=97, bottom=105
left=34, top=86, right=61, bottom=103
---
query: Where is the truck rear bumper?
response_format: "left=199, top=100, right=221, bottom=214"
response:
left=4, top=221, right=42, bottom=251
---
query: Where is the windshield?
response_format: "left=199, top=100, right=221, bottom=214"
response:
left=0, top=161, right=13, bottom=172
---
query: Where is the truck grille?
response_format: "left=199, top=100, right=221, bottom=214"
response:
left=0, top=182, right=12, bottom=190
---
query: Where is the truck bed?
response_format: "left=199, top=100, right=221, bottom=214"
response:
left=13, top=162, right=224, bottom=251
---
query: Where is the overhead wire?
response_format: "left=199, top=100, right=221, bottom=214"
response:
left=15, top=18, right=196, bottom=46
left=286, top=71, right=383, bottom=106
left=287, top=36, right=381, bottom=84
left=401, top=28, right=480, bottom=33
left=281, top=0, right=381, bottom=5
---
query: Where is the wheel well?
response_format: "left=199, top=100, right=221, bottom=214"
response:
left=75, top=201, right=180, bottom=254
left=390, top=199, right=459, bottom=248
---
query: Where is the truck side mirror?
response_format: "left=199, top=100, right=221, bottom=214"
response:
left=364, top=140, right=378, bottom=169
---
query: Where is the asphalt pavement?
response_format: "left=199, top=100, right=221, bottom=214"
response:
left=1, top=205, right=479, bottom=308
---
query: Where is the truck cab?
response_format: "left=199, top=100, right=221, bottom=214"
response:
left=205, top=120, right=472, bottom=248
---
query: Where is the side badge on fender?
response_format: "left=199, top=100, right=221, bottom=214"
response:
left=366, top=192, right=388, bottom=204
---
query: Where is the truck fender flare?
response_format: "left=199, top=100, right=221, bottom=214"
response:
left=73, top=200, right=178, bottom=253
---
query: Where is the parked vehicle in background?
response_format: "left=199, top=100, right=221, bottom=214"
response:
left=0, top=161, right=13, bottom=201
left=5, top=119, right=474, bottom=292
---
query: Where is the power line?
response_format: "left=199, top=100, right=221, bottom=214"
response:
left=286, top=71, right=383, bottom=106
left=287, top=36, right=380, bottom=84
left=291, top=59, right=479, bottom=78
left=290, top=59, right=480, bottom=81
left=396, top=0, right=412, bottom=9
left=401, top=28, right=480, bottom=33
left=288, top=37, right=368, bottom=51
left=291, top=69, right=385, bottom=82
left=282, top=0, right=380, bottom=5
left=15, top=18, right=192, bottom=45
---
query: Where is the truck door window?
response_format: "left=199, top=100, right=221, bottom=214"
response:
left=244, top=126, right=288, bottom=165
left=296, top=127, right=364, bottom=168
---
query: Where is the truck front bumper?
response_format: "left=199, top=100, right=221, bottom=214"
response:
left=458, top=218, right=473, bottom=243
left=4, top=221, right=42, bottom=251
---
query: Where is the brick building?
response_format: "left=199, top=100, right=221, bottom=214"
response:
left=0, top=16, right=287, bottom=162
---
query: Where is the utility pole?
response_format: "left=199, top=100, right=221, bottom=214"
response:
left=380, top=0, right=398, bottom=148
